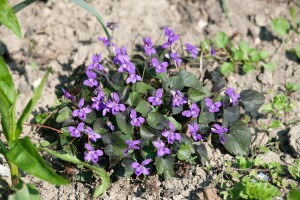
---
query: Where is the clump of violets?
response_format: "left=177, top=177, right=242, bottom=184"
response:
left=68, top=122, right=84, bottom=138
left=72, top=98, right=92, bottom=121
left=188, top=122, right=202, bottom=141
left=182, top=103, right=200, bottom=118
left=172, top=90, right=187, bottom=107
left=143, top=37, right=156, bottom=56
left=153, top=140, right=170, bottom=157
left=131, top=159, right=152, bottom=176
left=162, top=27, right=179, bottom=49
left=225, top=87, right=240, bottom=105
left=151, top=58, right=168, bottom=73
left=162, top=122, right=181, bottom=144
left=148, top=88, right=163, bottom=106
left=84, top=143, right=104, bottom=163
left=106, top=92, right=126, bottom=115
left=124, top=140, right=140, bottom=155
left=211, top=124, right=228, bottom=144
left=205, top=98, right=222, bottom=113
left=130, top=109, right=145, bottom=127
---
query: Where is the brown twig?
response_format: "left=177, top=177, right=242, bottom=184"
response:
left=23, top=124, right=63, bottom=134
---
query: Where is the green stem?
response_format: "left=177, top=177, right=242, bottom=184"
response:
left=9, top=162, right=19, bottom=188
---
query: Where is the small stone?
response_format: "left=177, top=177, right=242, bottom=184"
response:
left=0, top=164, right=10, bottom=177
left=257, top=151, right=281, bottom=164
left=288, top=125, right=300, bottom=158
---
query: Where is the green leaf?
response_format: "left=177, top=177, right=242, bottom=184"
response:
left=56, top=107, right=73, bottom=123
left=269, top=120, right=282, bottom=129
left=71, top=0, right=110, bottom=40
left=240, top=89, right=265, bottom=114
left=242, top=63, right=255, bottom=74
left=260, top=103, right=273, bottom=113
left=0, top=57, right=17, bottom=140
left=259, top=50, right=269, bottom=60
left=295, top=45, right=300, bottom=58
left=135, top=100, right=152, bottom=115
left=0, top=0, right=22, bottom=38
left=236, top=156, right=252, bottom=169
left=15, top=69, right=50, bottom=138
left=239, top=41, right=251, bottom=54
left=102, top=132, right=129, bottom=159
left=155, top=156, right=175, bottom=179
left=7, top=136, right=69, bottom=185
left=249, top=49, right=261, bottom=62
left=285, top=82, right=300, bottom=92
left=223, top=105, right=240, bottom=127
left=127, top=92, right=142, bottom=106
left=167, top=116, right=182, bottom=130
left=290, top=7, right=297, bottom=23
left=287, top=189, right=300, bottom=200
left=179, top=70, right=202, bottom=89
left=115, top=113, right=133, bottom=135
left=132, top=82, right=153, bottom=94
left=215, top=32, right=229, bottom=48
left=223, top=121, right=252, bottom=156
left=166, top=75, right=184, bottom=90
left=263, top=62, right=277, bottom=72
left=220, top=62, right=235, bottom=75
left=146, top=112, right=169, bottom=130
left=40, top=148, right=110, bottom=198
left=187, top=87, right=210, bottom=103
left=12, top=0, right=37, bottom=14
left=9, top=181, right=40, bottom=200
left=198, top=100, right=215, bottom=124
left=272, top=18, right=290, bottom=35
left=177, top=144, right=192, bottom=161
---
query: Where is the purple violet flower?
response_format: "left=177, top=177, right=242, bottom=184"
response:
left=98, top=37, right=110, bottom=47
left=187, top=122, right=202, bottom=141
left=143, top=37, right=156, bottom=56
left=106, top=22, right=118, bottom=30
left=225, top=87, right=240, bottom=106
left=87, top=54, right=104, bottom=71
left=106, top=92, right=126, bottom=115
left=62, top=88, right=75, bottom=103
left=172, top=90, right=187, bottom=107
left=84, top=143, right=103, bottom=163
left=170, top=52, right=182, bottom=67
left=91, top=92, right=105, bottom=111
left=182, top=103, right=200, bottom=118
left=124, top=139, right=140, bottom=155
left=148, top=88, right=163, bottom=106
left=210, top=44, right=216, bottom=57
left=114, top=46, right=129, bottom=65
left=151, top=58, right=168, bottom=73
left=126, top=66, right=141, bottom=84
left=84, top=127, right=101, bottom=142
left=205, top=98, right=222, bottom=113
left=72, top=98, right=92, bottom=121
left=68, top=122, right=85, bottom=138
left=211, top=124, right=228, bottom=144
left=83, top=70, right=98, bottom=88
left=153, top=140, right=170, bottom=157
left=185, top=43, right=198, bottom=58
left=162, top=27, right=179, bottom=49
left=131, top=159, right=152, bottom=176
left=130, top=109, right=145, bottom=127
left=162, top=122, right=181, bottom=144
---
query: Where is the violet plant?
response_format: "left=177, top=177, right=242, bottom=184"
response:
left=47, top=26, right=266, bottom=195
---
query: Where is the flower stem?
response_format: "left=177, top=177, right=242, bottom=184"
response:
left=9, top=162, right=19, bottom=188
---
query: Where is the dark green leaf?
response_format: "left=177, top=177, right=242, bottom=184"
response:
left=187, top=87, right=210, bottom=103
left=146, top=112, right=169, bottom=130
left=196, top=143, right=211, bottom=165
left=223, top=121, right=252, bottom=156
left=167, top=116, right=182, bottom=130
left=83, top=109, right=96, bottom=124
left=272, top=18, right=290, bottom=35
left=115, top=113, right=133, bottom=135
left=0, top=0, right=22, bottom=38
left=132, top=82, right=153, bottom=94
left=40, top=148, right=110, bottom=198
left=155, top=156, right=175, bottom=179
left=135, top=100, right=152, bottom=115
left=240, top=89, right=265, bottom=114
left=204, top=70, right=226, bottom=93
left=7, top=137, right=69, bottom=185
left=93, top=118, right=108, bottom=134
left=223, top=105, right=240, bottom=127
left=56, top=107, right=73, bottom=123
left=198, top=100, right=215, bottom=124
left=177, top=144, right=192, bottom=161
left=127, top=92, right=142, bottom=106
left=116, top=158, right=135, bottom=178
left=102, top=132, right=129, bottom=159
left=166, top=75, right=184, bottom=90
left=16, top=69, right=50, bottom=138
left=179, top=70, right=202, bottom=89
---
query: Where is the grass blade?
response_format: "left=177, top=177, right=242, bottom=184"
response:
left=15, top=68, right=50, bottom=138
left=12, top=0, right=38, bottom=14
left=71, top=0, right=111, bottom=40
